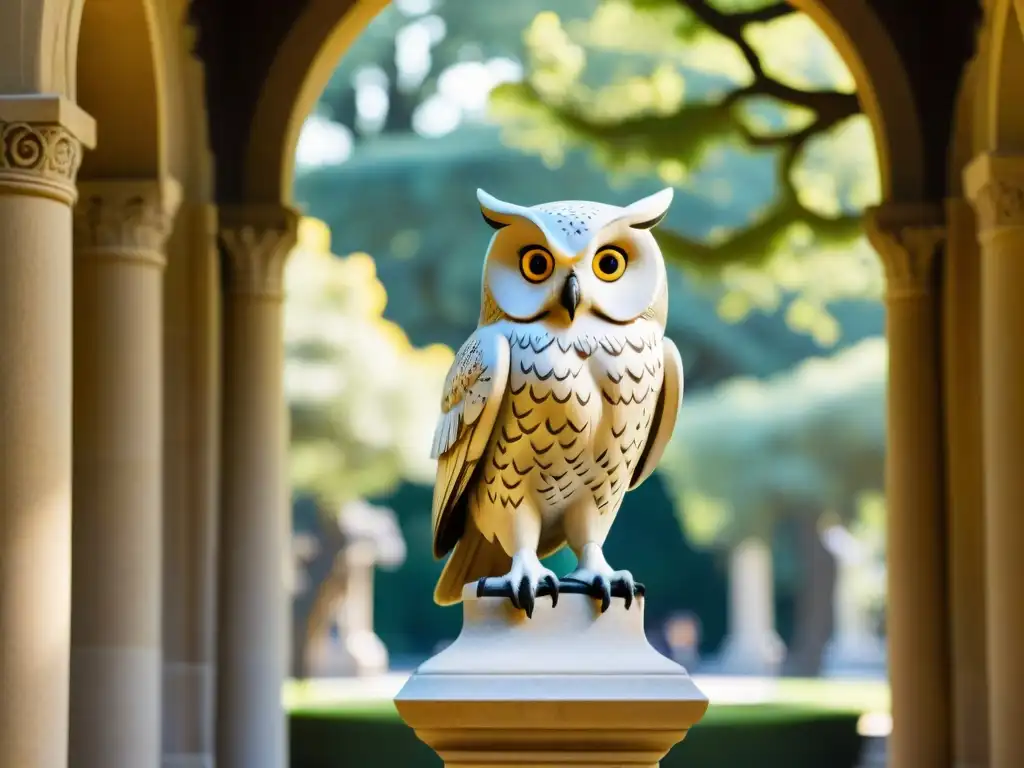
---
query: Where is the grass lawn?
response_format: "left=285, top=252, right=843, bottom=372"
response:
left=290, top=696, right=863, bottom=724
left=285, top=675, right=890, bottom=716
left=752, top=677, right=889, bottom=713
left=288, top=691, right=871, bottom=768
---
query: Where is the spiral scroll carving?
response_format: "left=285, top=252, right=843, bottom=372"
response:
left=0, top=121, right=83, bottom=200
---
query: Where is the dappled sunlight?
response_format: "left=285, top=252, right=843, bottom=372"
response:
left=284, top=217, right=454, bottom=506
left=746, top=12, right=856, bottom=93
left=793, top=115, right=880, bottom=218
left=487, top=1, right=879, bottom=343
left=661, top=337, right=887, bottom=546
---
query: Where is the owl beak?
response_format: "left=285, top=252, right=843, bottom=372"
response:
left=560, top=272, right=582, bottom=321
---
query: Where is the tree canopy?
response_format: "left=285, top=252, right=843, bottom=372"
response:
left=284, top=217, right=453, bottom=508
left=659, top=336, right=886, bottom=548
left=488, top=0, right=883, bottom=344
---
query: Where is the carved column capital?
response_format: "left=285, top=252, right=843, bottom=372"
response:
left=864, top=203, right=946, bottom=301
left=0, top=95, right=96, bottom=205
left=218, top=204, right=299, bottom=300
left=73, top=179, right=183, bottom=268
left=964, top=152, right=1024, bottom=234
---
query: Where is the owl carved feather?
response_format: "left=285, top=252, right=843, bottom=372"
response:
left=430, top=328, right=510, bottom=557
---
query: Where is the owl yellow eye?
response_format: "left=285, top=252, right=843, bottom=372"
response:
left=593, top=246, right=628, bottom=282
left=519, top=245, right=555, bottom=283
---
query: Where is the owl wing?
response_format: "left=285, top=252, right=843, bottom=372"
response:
left=630, top=336, right=684, bottom=489
left=430, top=326, right=511, bottom=558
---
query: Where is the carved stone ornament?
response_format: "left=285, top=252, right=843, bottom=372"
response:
left=73, top=180, right=182, bottom=267
left=0, top=121, right=83, bottom=202
left=970, top=180, right=1024, bottom=231
left=864, top=204, right=946, bottom=300
left=963, top=153, right=1024, bottom=236
left=218, top=206, right=299, bottom=300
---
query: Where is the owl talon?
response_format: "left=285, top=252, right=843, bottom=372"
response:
left=475, top=550, right=559, bottom=619
left=542, top=573, right=560, bottom=608
left=516, top=577, right=534, bottom=618
left=596, top=576, right=612, bottom=613
left=561, top=569, right=643, bottom=612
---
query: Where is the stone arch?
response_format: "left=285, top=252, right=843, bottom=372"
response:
left=72, top=0, right=169, bottom=178
left=244, top=0, right=389, bottom=203
left=788, top=0, right=925, bottom=201
left=243, top=0, right=926, bottom=207
left=0, top=0, right=80, bottom=96
left=979, top=0, right=1024, bottom=152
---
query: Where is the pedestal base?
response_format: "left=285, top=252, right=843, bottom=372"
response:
left=395, top=585, right=708, bottom=766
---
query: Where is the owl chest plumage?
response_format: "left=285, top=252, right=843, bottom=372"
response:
left=471, top=322, right=664, bottom=538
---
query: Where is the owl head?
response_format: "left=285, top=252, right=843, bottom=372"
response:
left=476, top=188, right=673, bottom=328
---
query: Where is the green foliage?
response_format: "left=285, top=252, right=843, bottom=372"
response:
left=660, top=337, right=886, bottom=547
left=284, top=218, right=454, bottom=510
left=488, top=1, right=882, bottom=343
left=289, top=703, right=865, bottom=768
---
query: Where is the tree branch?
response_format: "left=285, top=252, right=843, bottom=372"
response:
left=735, top=2, right=794, bottom=24
left=683, top=0, right=775, bottom=78
left=684, top=0, right=859, bottom=119
left=491, top=1, right=868, bottom=275
left=655, top=205, right=862, bottom=274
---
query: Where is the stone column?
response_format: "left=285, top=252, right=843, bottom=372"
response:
left=942, top=196, right=989, bottom=768
left=865, top=204, right=951, bottom=768
left=717, top=538, right=785, bottom=676
left=0, top=95, right=93, bottom=768
left=965, top=154, right=1024, bottom=768
left=216, top=205, right=298, bottom=768
left=162, top=203, right=221, bottom=768
left=70, top=178, right=181, bottom=768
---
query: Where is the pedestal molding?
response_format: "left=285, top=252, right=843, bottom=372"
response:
left=864, top=203, right=946, bottom=300
left=74, top=179, right=183, bottom=267
left=396, top=591, right=708, bottom=766
left=219, top=205, right=299, bottom=300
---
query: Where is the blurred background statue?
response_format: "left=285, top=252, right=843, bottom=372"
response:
left=285, top=217, right=450, bottom=676
left=660, top=337, right=885, bottom=676
left=303, top=500, right=407, bottom=678
left=821, top=502, right=888, bottom=678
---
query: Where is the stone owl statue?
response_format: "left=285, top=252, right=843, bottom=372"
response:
left=429, top=188, right=684, bottom=617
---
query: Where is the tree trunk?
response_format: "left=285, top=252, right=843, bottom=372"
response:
left=783, top=515, right=836, bottom=676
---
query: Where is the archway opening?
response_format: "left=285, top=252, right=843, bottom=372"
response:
left=276, top=1, right=907, bottom=760
left=75, top=0, right=164, bottom=178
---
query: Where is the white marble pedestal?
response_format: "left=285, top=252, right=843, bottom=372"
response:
left=395, top=585, right=708, bottom=766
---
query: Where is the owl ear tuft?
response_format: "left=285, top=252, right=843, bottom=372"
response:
left=477, top=188, right=527, bottom=230
left=624, top=187, right=674, bottom=230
